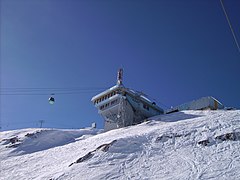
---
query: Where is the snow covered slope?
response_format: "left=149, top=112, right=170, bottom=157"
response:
left=0, top=128, right=100, bottom=158
left=1, top=110, right=240, bottom=180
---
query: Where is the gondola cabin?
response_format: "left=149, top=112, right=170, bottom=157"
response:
left=48, top=96, right=55, bottom=104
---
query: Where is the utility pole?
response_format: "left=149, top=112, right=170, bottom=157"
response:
left=39, top=120, right=44, bottom=128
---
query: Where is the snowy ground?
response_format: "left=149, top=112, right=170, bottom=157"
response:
left=1, top=110, right=240, bottom=180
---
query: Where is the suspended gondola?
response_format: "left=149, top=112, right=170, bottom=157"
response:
left=48, top=94, right=55, bottom=104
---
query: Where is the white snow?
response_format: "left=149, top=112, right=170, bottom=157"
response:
left=1, top=110, right=240, bottom=180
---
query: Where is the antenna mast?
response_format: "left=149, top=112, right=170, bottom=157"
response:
left=117, top=68, right=123, bottom=86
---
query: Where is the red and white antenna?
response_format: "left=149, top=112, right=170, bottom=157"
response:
left=117, top=68, right=123, bottom=86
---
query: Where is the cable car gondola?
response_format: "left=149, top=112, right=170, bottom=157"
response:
left=48, top=94, right=55, bottom=104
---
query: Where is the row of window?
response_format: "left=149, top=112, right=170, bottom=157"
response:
left=99, top=99, right=119, bottom=110
left=99, top=100, right=149, bottom=111
left=94, top=91, right=118, bottom=104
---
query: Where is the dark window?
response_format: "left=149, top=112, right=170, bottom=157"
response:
left=143, top=104, right=149, bottom=111
left=111, top=99, right=118, bottom=105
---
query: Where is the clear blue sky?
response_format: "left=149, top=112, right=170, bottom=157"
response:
left=1, top=0, right=240, bottom=131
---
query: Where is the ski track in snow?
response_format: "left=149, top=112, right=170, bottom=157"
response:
left=0, top=110, right=240, bottom=180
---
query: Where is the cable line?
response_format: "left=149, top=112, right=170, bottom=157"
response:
left=0, top=87, right=107, bottom=96
left=220, top=0, right=240, bottom=54
left=0, top=87, right=106, bottom=92
left=0, top=91, right=103, bottom=96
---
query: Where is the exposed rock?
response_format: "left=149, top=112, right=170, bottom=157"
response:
left=197, top=139, right=210, bottom=146
left=69, top=140, right=117, bottom=167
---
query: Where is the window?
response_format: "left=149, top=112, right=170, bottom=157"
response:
left=111, top=99, right=119, bottom=105
left=143, top=104, right=149, bottom=111
left=111, top=100, right=115, bottom=105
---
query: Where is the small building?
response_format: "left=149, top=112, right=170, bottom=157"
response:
left=166, top=96, right=224, bottom=114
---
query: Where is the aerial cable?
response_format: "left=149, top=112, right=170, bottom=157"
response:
left=220, top=0, right=240, bottom=54
left=0, top=87, right=106, bottom=89
left=0, top=91, right=105, bottom=96
left=0, top=87, right=107, bottom=92
left=0, top=87, right=107, bottom=96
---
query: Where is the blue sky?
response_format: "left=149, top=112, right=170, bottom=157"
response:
left=1, top=0, right=240, bottom=131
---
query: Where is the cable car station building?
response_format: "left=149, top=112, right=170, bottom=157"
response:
left=91, top=69, right=164, bottom=131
